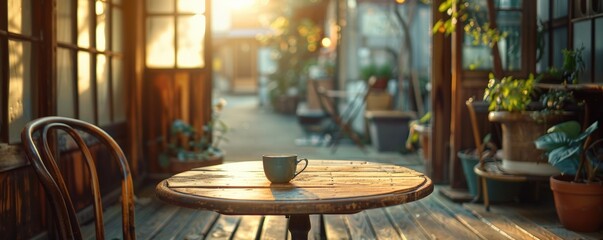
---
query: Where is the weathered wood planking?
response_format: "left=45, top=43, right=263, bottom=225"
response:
left=157, top=160, right=433, bottom=216
left=344, top=211, right=377, bottom=239
left=91, top=184, right=603, bottom=240
left=173, top=210, right=220, bottom=240
left=385, top=205, right=429, bottom=239
left=205, top=215, right=241, bottom=240
left=232, top=215, right=263, bottom=240
left=323, top=214, right=351, bottom=239
left=365, top=208, right=401, bottom=240
left=430, top=193, right=504, bottom=240
left=259, top=215, right=289, bottom=240
left=308, top=215, right=323, bottom=240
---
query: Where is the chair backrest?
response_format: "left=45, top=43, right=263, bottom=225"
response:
left=21, top=116, right=135, bottom=240
left=311, top=77, right=377, bottom=124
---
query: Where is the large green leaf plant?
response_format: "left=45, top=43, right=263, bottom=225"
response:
left=534, top=120, right=601, bottom=182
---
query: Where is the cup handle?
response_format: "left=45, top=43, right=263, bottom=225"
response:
left=293, top=158, right=309, bottom=178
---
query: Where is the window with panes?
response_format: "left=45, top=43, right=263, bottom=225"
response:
left=145, top=0, right=206, bottom=69
left=1, top=0, right=125, bottom=144
left=537, top=0, right=603, bottom=83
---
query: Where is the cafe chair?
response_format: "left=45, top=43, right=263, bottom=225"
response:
left=312, top=77, right=377, bottom=153
left=21, top=116, right=136, bottom=240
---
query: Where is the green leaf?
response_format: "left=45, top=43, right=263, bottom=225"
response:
left=547, top=121, right=581, bottom=138
left=534, top=132, right=572, bottom=151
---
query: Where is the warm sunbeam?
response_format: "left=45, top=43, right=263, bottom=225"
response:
left=224, top=0, right=257, bottom=10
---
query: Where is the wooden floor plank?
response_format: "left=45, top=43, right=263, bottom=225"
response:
left=135, top=204, right=180, bottom=240
left=497, top=204, right=602, bottom=240
left=430, top=193, right=506, bottom=240
left=403, top=199, right=473, bottom=240
left=323, top=214, right=350, bottom=239
left=173, top=210, right=220, bottom=240
left=94, top=184, right=603, bottom=240
left=365, top=208, right=401, bottom=240
left=151, top=207, right=199, bottom=240
left=417, top=195, right=481, bottom=240
left=260, top=215, right=288, bottom=240
left=308, top=214, right=323, bottom=240
left=232, top=215, right=263, bottom=240
left=385, top=205, right=428, bottom=240
left=464, top=203, right=545, bottom=240
left=206, top=215, right=241, bottom=240
left=344, top=212, right=377, bottom=240
left=99, top=200, right=163, bottom=239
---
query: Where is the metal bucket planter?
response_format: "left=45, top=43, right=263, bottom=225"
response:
left=458, top=149, right=522, bottom=202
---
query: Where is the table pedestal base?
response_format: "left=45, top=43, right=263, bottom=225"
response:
left=288, top=214, right=311, bottom=240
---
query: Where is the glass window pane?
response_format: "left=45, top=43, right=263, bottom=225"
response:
left=78, top=0, right=91, bottom=48
left=96, top=0, right=107, bottom=51
left=537, top=0, right=549, bottom=22
left=552, top=27, right=568, bottom=69
left=146, top=17, right=175, bottom=68
left=8, top=0, right=32, bottom=35
left=497, top=11, right=522, bottom=71
left=177, top=15, right=205, bottom=68
left=595, top=18, right=603, bottom=83
left=495, top=0, right=521, bottom=9
left=594, top=0, right=603, bottom=14
left=462, top=42, right=493, bottom=70
left=112, top=8, right=123, bottom=52
left=178, top=0, right=205, bottom=14
left=147, top=0, right=174, bottom=13
left=553, top=0, right=568, bottom=18
left=112, top=58, right=126, bottom=122
left=536, top=32, right=549, bottom=73
left=97, top=55, right=111, bottom=125
left=57, top=0, right=74, bottom=43
left=57, top=48, right=76, bottom=118
left=8, top=41, right=33, bottom=143
left=573, top=21, right=592, bottom=83
left=78, top=52, right=95, bottom=122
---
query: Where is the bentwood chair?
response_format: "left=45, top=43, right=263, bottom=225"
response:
left=21, top=116, right=135, bottom=240
left=312, top=77, right=377, bottom=153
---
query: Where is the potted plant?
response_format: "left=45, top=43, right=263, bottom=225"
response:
left=535, top=120, right=603, bottom=232
left=159, top=99, right=229, bottom=173
left=360, top=63, right=393, bottom=90
left=484, top=73, right=575, bottom=175
left=539, top=47, right=585, bottom=84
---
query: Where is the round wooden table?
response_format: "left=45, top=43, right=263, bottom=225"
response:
left=156, top=160, right=433, bottom=239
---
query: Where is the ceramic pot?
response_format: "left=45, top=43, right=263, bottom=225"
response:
left=550, top=175, right=603, bottom=232
left=489, top=111, right=574, bottom=175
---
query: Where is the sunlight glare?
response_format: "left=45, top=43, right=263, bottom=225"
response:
left=321, top=37, right=331, bottom=48
left=226, top=0, right=256, bottom=10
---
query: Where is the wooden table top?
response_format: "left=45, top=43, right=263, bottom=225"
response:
left=156, top=160, right=433, bottom=215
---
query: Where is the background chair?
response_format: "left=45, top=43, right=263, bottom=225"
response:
left=21, top=116, right=135, bottom=240
left=312, top=77, right=377, bottom=153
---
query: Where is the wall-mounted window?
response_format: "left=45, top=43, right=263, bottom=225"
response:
left=462, top=0, right=525, bottom=72
left=145, top=0, right=206, bottom=68
left=538, top=0, right=602, bottom=83
left=1, top=0, right=125, bottom=143
left=56, top=0, right=125, bottom=125
left=2, top=0, right=37, bottom=143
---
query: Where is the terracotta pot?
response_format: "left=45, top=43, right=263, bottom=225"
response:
left=550, top=175, right=603, bottom=232
left=169, top=154, right=224, bottom=173
left=371, top=77, right=389, bottom=90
